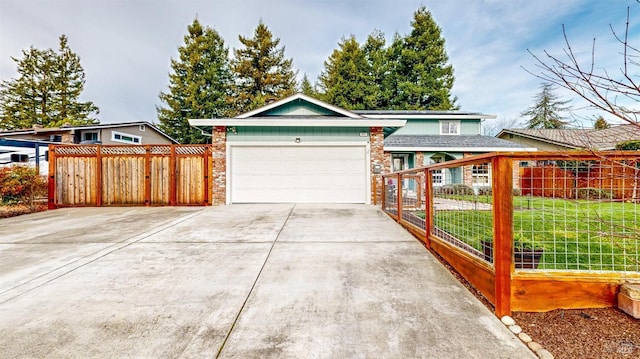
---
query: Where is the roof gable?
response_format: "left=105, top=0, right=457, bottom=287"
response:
left=235, top=93, right=362, bottom=119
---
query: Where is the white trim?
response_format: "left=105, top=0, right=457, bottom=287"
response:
left=384, top=146, right=538, bottom=152
left=363, top=114, right=496, bottom=120
left=190, top=118, right=406, bottom=128
left=111, top=130, right=141, bottom=144
left=226, top=141, right=371, bottom=205
left=235, top=93, right=363, bottom=119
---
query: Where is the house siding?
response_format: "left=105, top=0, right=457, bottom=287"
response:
left=227, top=126, right=369, bottom=142
left=262, top=102, right=339, bottom=116
left=391, top=119, right=482, bottom=136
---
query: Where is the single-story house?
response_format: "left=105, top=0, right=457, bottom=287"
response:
left=190, top=93, right=534, bottom=205
left=0, top=121, right=178, bottom=145
left=497, top=124, right=640, bottom=151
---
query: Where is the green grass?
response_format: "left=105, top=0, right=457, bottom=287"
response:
left=422, top=196, right=640, bottom=271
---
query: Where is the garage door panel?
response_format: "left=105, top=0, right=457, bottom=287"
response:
left=230, top=145, right=367, bottom=203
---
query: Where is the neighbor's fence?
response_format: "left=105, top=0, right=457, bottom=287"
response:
left=48, top=145, right=212, bottom=208
left=382, top=151, right=640, bottom=316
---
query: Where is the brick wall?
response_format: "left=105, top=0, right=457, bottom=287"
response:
left=370, top=127, right=387, bottom=204
left=212, top=126, right=226, bottom=205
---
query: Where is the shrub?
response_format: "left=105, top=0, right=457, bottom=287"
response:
left=477, top=187, right=492, bottom=196
left=434, top=184, right=474, bottom=196
left=615, top=140, right=640, bottom=150
left=575, top=187, right=613, bottom=200
left=0, top=166, right=47, bottom=209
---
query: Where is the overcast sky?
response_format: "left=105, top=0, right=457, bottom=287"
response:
left=1, top=0, right=639, bottom=131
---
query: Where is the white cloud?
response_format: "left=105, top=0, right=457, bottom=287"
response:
left=1, top=0, right=639, bottom=127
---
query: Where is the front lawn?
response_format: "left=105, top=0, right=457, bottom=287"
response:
left=417, top=196, right=639, bottom=271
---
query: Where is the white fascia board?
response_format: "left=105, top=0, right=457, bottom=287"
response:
left=383, top=146, right=538, bottom=152
left=189, top=118, right=406, bottom=127
left=365, top=114, right=497, bottom=120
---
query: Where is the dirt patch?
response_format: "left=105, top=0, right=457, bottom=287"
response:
left=426, top=246, right=640, bottom=359
left=0, top=204, right=47, bottom=218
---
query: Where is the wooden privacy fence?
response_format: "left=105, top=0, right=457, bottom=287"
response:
left=48, top=145, right=212, bottom=208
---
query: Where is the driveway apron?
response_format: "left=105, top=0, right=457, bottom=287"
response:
left=0, top=204, right=534, bottom=358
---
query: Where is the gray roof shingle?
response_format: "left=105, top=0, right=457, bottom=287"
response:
left=385, top=135, right=528, bottom=149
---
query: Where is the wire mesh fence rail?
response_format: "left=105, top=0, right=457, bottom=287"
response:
left=382, top=151, right=640, bottom=315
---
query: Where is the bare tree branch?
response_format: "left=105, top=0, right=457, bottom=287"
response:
left=523, top=6, right=640, bottom=128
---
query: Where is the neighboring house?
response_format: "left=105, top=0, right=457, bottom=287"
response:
left=0, top=121, right=178, bottom=145
left=496, top=124, right=640, bottom=151
left=189, top=93, right=534, bottom=205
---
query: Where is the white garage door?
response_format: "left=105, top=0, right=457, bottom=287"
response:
left=230, top=145, right=368, bottom=203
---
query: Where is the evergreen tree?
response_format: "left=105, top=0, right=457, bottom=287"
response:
left=51, top=35, right=99, bottom=127
left=0, top=35, right=98, bottom=130
left=157, top=19, right=232, bottom=144
left=594, top=115, right=610, bottom=129
left=318, top=35, right=376, bottom=110
left=363, top=30, right=391, bottom=109
left=231, top=21, right=297, bottom=113
left=300, top=74, right=316, bottom=97
left=522, top=83, right=571, bottom=129
left=392, top=6, right=457, bottom=110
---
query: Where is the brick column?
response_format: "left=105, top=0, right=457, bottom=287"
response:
left=463, top=152, right=474, bottom=187
left=415, top=152, right=425, bottom=167
left=370, top=127, right=386, bottom=204
left=212, top=126, right=227, bottom=205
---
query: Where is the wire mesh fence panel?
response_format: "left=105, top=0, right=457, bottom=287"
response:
left=383, top=176, right=399, bottom=216
left=515, top=158, right=640, bottom=272
left=400, top=173, right=426, bottom=230
left=431, top=162, right=494, bottom=263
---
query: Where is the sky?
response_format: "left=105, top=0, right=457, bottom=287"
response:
left=1, top=0, right=639, bottom=133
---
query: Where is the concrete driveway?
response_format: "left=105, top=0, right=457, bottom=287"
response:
left=0, top=204, right=534, bottom=358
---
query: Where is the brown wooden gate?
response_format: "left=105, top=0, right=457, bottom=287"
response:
left=48, top=145, right=212, bottom=208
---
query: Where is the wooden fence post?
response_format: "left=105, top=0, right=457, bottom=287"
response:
left=96, top=146, right=103, bottom=207
left=424, top=168, right=433, bottom=250
left=144, top=145, right=151, bottom=206
left=397, top=173, right=403, bottom=222
left=169, top=145, right=177, bottom=206
left=47, top=145, right=56, bottom=210
left=203, top=146, right=210, bottom=205
left=492, top=156, right=513, bottom=317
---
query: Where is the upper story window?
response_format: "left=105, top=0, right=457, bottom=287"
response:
left=440, top=120, right=460, bottom=135
left=111, top=131, right=141, bottom=144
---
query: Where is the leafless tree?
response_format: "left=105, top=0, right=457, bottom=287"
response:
left=525, top=6, right=640, bottom=128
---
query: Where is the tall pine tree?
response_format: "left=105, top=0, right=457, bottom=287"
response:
left=0, top=35, right=99, bottom=130
left=157, top=19, right=232, bottom=144
left=231, top=21, right=297, bottom=113
left=300, top=74, right=317, bottom=97
left=318, top=35, right=376, bottom=110
left=393, top=6, right=457, bottom=110
left=522, top=83, right=571, bottom=129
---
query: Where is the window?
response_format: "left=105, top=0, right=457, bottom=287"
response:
left=11, top=154, right=29, bottom=163
left=111, top=131, right=141, bottom=144
left=50, top=135, right=62, bottom=142
left=82, top=132, right=99, bottom=141
left=440, top=120, right=460, bottom=135
left=472, top=163, right=490, bottom=185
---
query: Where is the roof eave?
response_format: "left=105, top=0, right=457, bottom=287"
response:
left=189, top=118, right=407, bottom=128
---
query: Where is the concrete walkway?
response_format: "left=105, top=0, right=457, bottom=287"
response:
left=0, top=204, right=534, bottom=358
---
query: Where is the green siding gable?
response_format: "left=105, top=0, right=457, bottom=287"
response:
left=392, top=119, right=481, bottom=135
left=227, top=126, right=370, bottom=142
left=261, top=100, right=343, bottom=117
